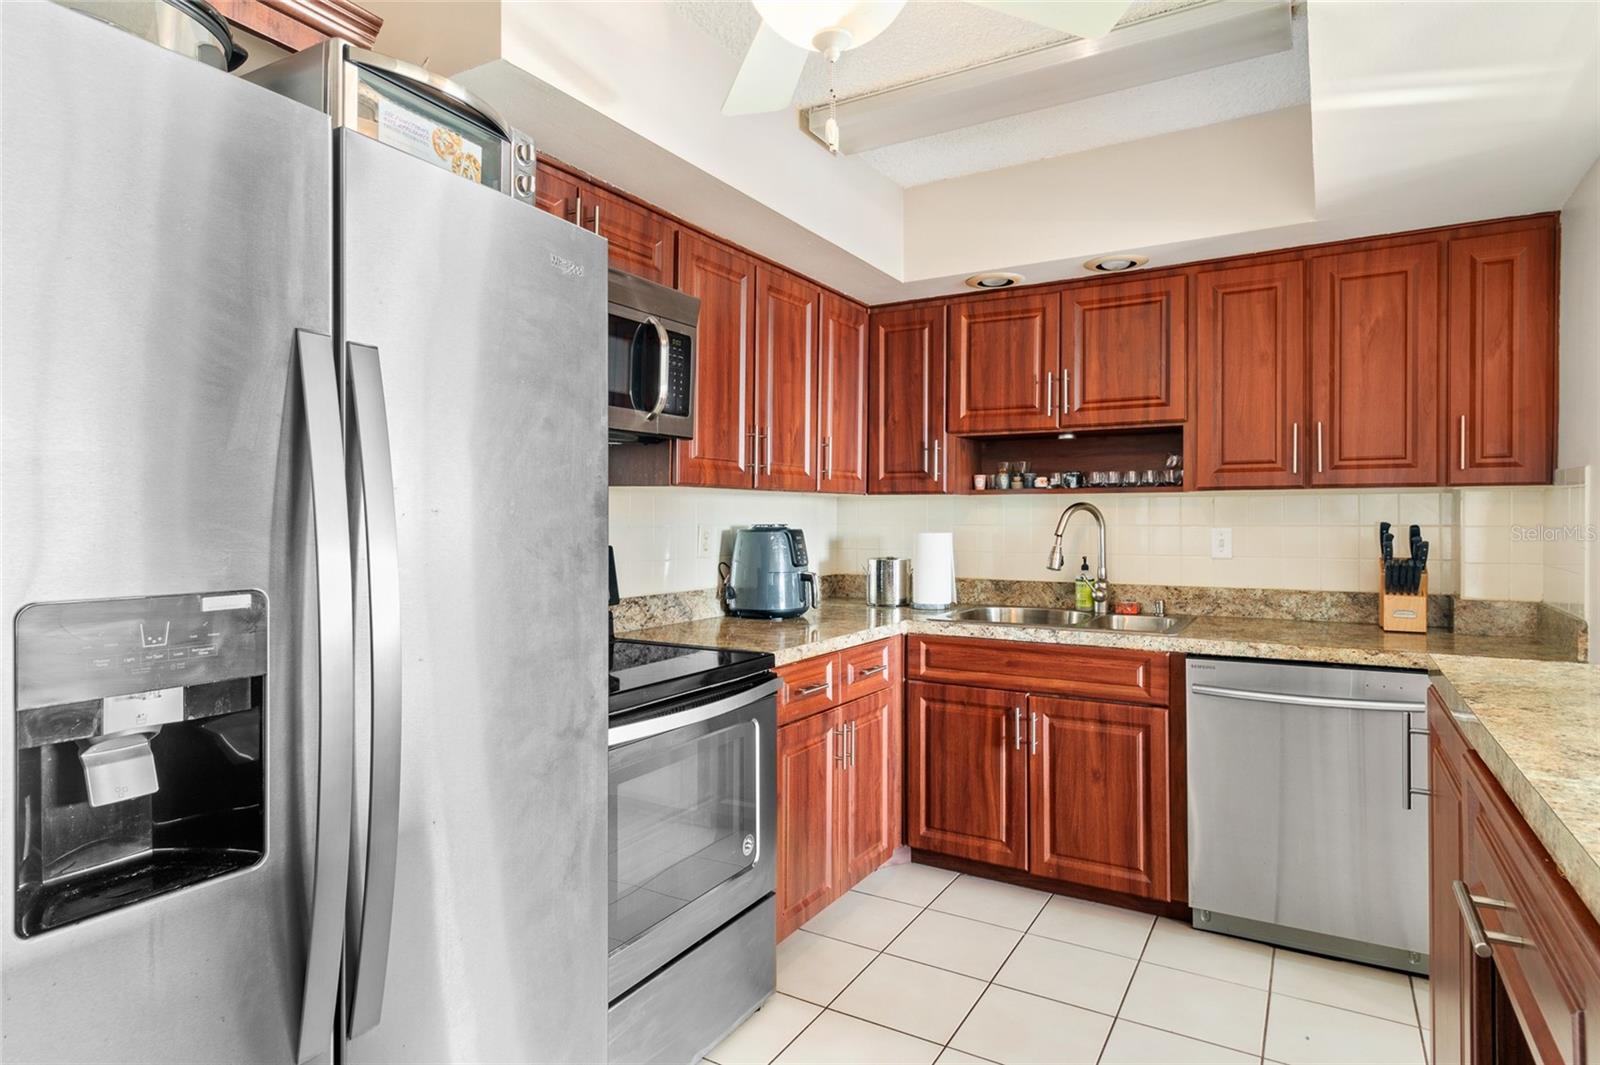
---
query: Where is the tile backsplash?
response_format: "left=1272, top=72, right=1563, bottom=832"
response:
left=609, top=474, right=1592, bottom=621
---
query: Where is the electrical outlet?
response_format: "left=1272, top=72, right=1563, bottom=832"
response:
left=1210, top=527, right=1233, bottom=560
left=696, top=525, right=714, bottom=559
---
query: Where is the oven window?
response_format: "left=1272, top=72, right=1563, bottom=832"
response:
left=608, top=718, right=758, bottom=952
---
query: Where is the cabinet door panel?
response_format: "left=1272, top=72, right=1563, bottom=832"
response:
left=755, top=266, right=820, bottom=491
left=777, top=708, right=842, bottom=940
left=948, top=291, right=1059, bottom=434
left=1428, top=690, right=1476, bottom=1064
left=839, top=689, right=901, bottom=884
left=673, top=232, right=755, bottom=488
left=869, top=304, right=947, bottom=494
left=1309, top=243, right=1441, bottom=486
left=1028, top=697, right=1172, bottom=898
left=904, top=681, right=1028, bottom=869
left=1446, top=227, right=1555, bottom=485
left=1193, top=261, right=1308, bottom=489
left=1062, top=276, right=1187, bottom=428
left=583, top=184, right=675, bottom=285
left=819, top=294, right=869, bottom=494
left=533, top=164, right=581, bottom=221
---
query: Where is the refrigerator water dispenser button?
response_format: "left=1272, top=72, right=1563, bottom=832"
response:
left=80, top=732, right=160, bottom=807
left=103, top=687, right=184, bottom=733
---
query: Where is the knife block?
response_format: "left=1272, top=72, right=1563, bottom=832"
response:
left=1378, top=561, right=1428, bottom=633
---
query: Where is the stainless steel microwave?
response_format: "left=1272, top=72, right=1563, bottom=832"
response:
left=608, top=270, right=697, bottom=441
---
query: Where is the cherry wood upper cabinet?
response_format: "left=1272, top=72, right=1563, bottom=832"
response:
left=1060, top=275, right=1188, bottom=429
left=1192, top=261, right=1308, bottom=490
left=776, top=708, right=842, bottom=940
left=839, top=689, right=901, bottom=884
left=1027, top=697, right=1173, bottom=900
left=905, top=681, right=1028, bottom=870
left=577, top=184, right=676, bottom=286
left=819, top=294, right=869, bottom=494
left=673, top=233, right=756, bottom=488
left=533, top=164, right=581, bottom=221
left=1446, top=226, right=1556, bottom=486
left=947, top=291, right=1060, bottom=434
left=1308, top=242, right=1442, bottom=486
left=869, top=304, right=949, bottom=494
left=754, top=266, right=820, bottom=491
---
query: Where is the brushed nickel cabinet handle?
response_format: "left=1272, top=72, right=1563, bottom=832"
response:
left=1291, top=422, right=1299, bottom=475
left=1030, top=711, right=1038, bottom=756
left=834, top=725, right=846, bottom=768
left=795, top=681, right=830, bottom=697
left=1045, top=371, right=1054, bottom=418
left=932, top=439, right=942, bottom=482
left=591, top=201, right=602, bottom=234
left=1460, top=415, right=1467, bottom=471
left=1453, top=881, right=1532, bottom=957
left=856, top=664, right=887, bottom=679
left=1062, top=369, right=1072, bottom=415
left=848, top=721, right=857, bottom=768
left=1013, top=707, right=1023, bottom=751
left=1316, top=421, right=1324, bottom=474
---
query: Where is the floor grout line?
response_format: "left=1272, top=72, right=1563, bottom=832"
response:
left=1260, top=948, right=1277, bottom=1062
left=1094, top=904, right=1158, bottom=1064
left=935, top=879, right=1042, bottom=1061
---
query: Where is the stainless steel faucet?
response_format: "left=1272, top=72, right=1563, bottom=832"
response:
left=1046, top=502, right=1109, bottom=614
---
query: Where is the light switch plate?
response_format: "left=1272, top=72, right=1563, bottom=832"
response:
left=1211, top=527, right=1234, bottom=559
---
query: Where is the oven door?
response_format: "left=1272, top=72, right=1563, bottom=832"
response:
left=607, top=303, right=695, bottom=440
left=606, top=677, right=777, bottom=1001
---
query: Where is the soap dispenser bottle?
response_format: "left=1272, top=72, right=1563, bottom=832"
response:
left=1074, top=556, right=1093, bottom=611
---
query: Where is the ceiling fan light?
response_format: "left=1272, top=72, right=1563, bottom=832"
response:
left=752, top=0, right=906, bottom=53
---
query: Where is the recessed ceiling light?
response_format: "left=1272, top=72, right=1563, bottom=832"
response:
left=1083, top=254, right=1149, bottom=273
left=965, top=272, right=1024, bottom=289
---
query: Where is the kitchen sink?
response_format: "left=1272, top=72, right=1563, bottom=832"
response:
left=929, top=606, right=1097, bottom=627
left=1089, top=614, right=1193, bottom=634
left=927, top=605, right=1193, bottom=634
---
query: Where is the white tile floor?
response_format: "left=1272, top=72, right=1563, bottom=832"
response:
left=706, top=863, right=1431, bottom=1065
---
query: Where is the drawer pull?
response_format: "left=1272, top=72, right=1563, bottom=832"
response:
left=794, top=682, right=831, bottom=698
left=855, top=664, right=888, bottom=679
left=1453, top=880, right=1533, bottom=958
left=1013, top=707, right=1023, bottom=751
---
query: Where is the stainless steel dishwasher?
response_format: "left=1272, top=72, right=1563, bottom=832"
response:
left=1186, top=657, right=1430, bottom=973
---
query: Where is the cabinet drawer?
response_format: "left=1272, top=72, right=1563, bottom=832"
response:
left=1463, top=755, right=1600, bottom=1065
left=906, top=635, right=1168, bottom=706
left=777, top=653, right=840, bottom=725
left=840, top=639, right=896, bottom=702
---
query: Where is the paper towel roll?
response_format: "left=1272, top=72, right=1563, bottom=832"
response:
left=912, top=532, right=956, bottom=609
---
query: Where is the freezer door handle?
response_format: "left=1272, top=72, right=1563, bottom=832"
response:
left=293, top=330, right=356, bottom=1064
left=1190, top=683, right=1426, bottom=714
left=344, top=342, right=404, bottom=1039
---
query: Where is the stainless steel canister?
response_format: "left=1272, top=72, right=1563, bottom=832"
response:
left=866, top=557, right=911, bottom=607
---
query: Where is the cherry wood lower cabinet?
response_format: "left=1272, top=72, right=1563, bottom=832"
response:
left=905, top=640, right=1184, bottom=903
left=1028, top=697, right=1172, bottom=898
left=775, top=640, right=902, bottom=940
left=1429, top=688, right=1600, bottom=1064
left=905, top=681, right=1030, bottom=870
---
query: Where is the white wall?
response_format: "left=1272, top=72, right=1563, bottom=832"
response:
left=612, top=485, right=1571, bottom=603
left=1558, top=156, right=1600, bottom=649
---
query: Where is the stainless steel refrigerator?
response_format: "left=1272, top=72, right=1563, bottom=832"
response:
left=1, top=4, right=609, bottom=1061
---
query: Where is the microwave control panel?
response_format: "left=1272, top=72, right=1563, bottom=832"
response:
left=663, top=332, right=691, bottom=418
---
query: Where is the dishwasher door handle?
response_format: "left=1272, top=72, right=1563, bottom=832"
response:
left=1190, top=684, right=1426, bottom=714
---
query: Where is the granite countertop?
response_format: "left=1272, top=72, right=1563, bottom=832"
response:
left=1430, top=657, right=1600, bottom=923
left=623, top=598, right=1580, bottom=670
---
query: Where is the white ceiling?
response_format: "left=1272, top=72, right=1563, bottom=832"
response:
left=667, top=0, right=1310, bottom=187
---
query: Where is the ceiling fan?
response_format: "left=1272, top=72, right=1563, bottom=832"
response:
left=723, top=0, right=1134, bottom=150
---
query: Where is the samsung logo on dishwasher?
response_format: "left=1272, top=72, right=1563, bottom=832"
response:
left=550, top=253, right=585, bottom=278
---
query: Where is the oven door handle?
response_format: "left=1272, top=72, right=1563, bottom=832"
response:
left=641, top=316, right=670, bottom=420
left=608, top=677, right=779, bottom=747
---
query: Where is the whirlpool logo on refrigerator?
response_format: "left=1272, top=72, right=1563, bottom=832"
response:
left=549, top=253, right=585, bottom=278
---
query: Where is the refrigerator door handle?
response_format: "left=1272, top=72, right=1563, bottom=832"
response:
left=344, top=342, right=404, bottom=1039
left=293, top=330, right=356, bottom=1064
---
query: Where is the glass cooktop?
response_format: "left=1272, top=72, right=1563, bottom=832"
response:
left=608, top=638, right=774, bottom=716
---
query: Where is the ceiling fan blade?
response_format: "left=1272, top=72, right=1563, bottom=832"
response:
left=967, top=0, right=1132, bottom=38
left=722, top=21, right=810, bottom=115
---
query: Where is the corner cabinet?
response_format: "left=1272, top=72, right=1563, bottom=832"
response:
left=1061, top=275, right=1188, bottom=429
left=1446, top=225, right=1557, bottom=485
left=818, top=294, right=869, bottom=494
left=673, top=232, right=756, bottom=488
left=947, top=291, right=1060, bottom=434
left=1308, top=242, right=1442, bottom=486
left=1192, top=261, right=1308, bottom=489
left=869, top=303, right=949, bottom=494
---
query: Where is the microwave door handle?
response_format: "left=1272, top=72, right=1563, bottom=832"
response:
left=642, top=316, right=670, bottom=420
left=344, top=343, right=404, bottom=1040
left=292, top=330, right=355, bottom=1064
